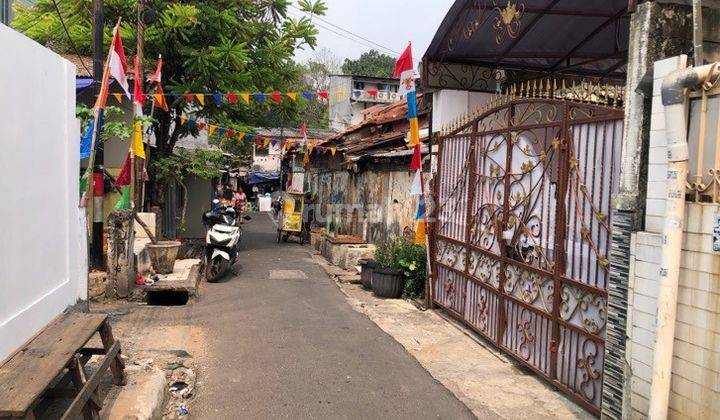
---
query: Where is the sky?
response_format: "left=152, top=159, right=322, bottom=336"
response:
left=291, top=0, right=455, bottom=65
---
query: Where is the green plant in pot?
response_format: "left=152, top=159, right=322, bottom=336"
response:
left=372, top=238, right=414, bottom=298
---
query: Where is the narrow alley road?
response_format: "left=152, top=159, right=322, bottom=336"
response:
left=189, top=213, right=474, bottom=419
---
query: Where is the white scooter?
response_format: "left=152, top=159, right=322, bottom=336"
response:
left=202, top=202, right=244, bottom=282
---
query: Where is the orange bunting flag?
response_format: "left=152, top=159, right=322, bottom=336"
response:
left=196, top=94, right=205, bottom=105
left=286, top=92, right=297, bottom=102
left=112, top=93, right=123, bottom=104
left=330, top=147, right=337, bottom=156
left=179, top=115, right=187, bottom=125
left=237, top=132, right=246, bottom=141
left=153, top=93, right=164, bottom=106
left=208, top=125, right=218, bottom=137
left=240, top=92, right=250, bottom=104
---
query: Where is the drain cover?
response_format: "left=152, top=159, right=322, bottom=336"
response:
left=268, top=270, right=308, bottom=279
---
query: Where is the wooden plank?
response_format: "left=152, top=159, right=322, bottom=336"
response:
left=61, top=342, right=120, bottom=420
left=0, top=313, right=107, bottom=417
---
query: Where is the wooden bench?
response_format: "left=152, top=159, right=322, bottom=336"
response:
left=0, top=313, right=126, bottom=420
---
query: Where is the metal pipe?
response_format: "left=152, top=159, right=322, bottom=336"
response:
left=649, top=62, right=719, bottom=419
left=693, top=0, right=704, bottom=66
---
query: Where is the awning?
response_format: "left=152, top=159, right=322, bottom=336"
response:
left=76, top=77, right=95, bottom=93
left=422, top=0, right=630, bottom=91
left=246, top=172, right=279, bottom=185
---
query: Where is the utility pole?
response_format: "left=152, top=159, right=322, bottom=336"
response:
left=132, top=0, right=145, bottom=208
left=90, top=0, right=104, bottom=269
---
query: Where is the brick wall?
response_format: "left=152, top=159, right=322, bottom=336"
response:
left=627, top=56, right=720, bottom=419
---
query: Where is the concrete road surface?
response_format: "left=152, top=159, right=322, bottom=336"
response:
left=190, top=213, right=474, bottom=419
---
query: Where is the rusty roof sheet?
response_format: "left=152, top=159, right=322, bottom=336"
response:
left=326, top=93, right=426, bottom=143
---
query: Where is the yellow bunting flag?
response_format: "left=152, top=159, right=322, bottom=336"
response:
left=196, top=94, right=205, bottom=105
left=179, top=115, right=187, bottom=125
left=330, top=147, right=337, bottom=156
left=153, top=93, right=165, bottom=108
left=208, top=125, right=218, bottom=137
left=286, top=92, right=297, bottom=102
left=237, top=132, right=246, bottom=141
left=240, top=92, right=250, bottom=104
left=408, top=118, right=420, bottom=146
left=112, top=93, right=123, bottom=103
left=263, top=137, right=270, bottom=148
left=131, top=120, right=146, bottom=159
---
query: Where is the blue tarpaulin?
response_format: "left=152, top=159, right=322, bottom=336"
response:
left=247, top=172, right=279, bottom=185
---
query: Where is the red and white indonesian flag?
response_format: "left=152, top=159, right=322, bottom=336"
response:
left=394, top=43, right=417, bottom=98
left=109, top=28, right=131, bottom=99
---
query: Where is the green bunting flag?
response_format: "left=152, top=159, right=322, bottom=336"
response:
left=114, top=185, right=132, bottom=210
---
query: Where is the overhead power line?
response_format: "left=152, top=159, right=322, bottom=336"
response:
left=50, top=0, right=92, bottom=76
left=290, top=4, right=420, bottom=63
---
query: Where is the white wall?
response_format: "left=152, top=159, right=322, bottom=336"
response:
left=0, top=25, right=86, bottom=361
left=431, top=89, right=492, bottom=133
left=627, top=56, right=720, bottom=419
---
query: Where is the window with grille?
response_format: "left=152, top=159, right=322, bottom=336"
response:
left=0, top=0, right=11, bottom=26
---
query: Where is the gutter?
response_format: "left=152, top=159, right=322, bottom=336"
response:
left=648, top=62, right=719, bottom=419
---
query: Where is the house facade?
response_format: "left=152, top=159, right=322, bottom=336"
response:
left=421, top=1, right=720, bottom=417
left=328, top=74, right=401, bottom=131
left=305, top=94, right=430, bottom=245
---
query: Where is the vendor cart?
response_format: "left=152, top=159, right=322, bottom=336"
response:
left=277, top=192, right=305, bottom=244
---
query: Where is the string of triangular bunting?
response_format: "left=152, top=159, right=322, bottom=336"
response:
left=110, top=88, right=396, bottom=106
left=177, top=114, right=337, bottom=156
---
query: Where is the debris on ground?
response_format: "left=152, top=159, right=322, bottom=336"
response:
left=163, top=362, right=197, bottom=419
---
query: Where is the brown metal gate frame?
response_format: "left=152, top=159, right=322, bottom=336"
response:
left=429, top=88, right=624, bottom=416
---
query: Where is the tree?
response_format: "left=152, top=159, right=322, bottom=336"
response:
left=296, top=47, right=340, bottom=127
left=154, top=148, right=224, bottom=230
left=341, top=49, right=395, bottom=78
left=13, top=0, right=326, bottom=209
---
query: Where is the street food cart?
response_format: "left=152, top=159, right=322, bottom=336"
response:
left=277, top=191, right=305, bottom=244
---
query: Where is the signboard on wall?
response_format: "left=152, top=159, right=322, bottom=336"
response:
left=288, top=172, right=305, bottom=193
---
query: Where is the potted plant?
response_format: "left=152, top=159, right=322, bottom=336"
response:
left=371, top=239, right=405, bottom=298
left=358, top=258, right=376, bottom=290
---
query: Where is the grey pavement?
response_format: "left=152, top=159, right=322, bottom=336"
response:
left=189, top=213, right=475, bottom=419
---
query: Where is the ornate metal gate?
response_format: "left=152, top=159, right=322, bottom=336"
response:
left=430, top=85, right=624, bottom=415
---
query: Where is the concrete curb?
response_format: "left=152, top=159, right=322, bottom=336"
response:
left=102, top=366, right=167, bottom=420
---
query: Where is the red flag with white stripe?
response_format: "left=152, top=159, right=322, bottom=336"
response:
left=109, top=29, right=131, bottom=99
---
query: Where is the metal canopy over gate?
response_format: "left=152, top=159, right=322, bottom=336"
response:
left=430, top=84, right=624, bottom=415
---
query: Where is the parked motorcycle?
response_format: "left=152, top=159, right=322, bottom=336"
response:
left=202, top=201, right=249, bottom=282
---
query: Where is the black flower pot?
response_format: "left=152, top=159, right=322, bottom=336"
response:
left=372, top=267, right=404, bottom=298
left=359, top=259, right=377, bottom=290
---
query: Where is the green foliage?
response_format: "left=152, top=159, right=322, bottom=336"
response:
left=154, top=148, right=223, bottom=183
left=14, top=0, right=328, bottom=161
left=341, top=49, right=395, bottom=78
left=374, top=237, right=426, bottom=299
left=396, top=242, right=426, bottom=299
left=298, top=0, right=327, bottom=15
left=76, top=104, right=133, bottom=143
left=295, top=48, right=339, bottom=128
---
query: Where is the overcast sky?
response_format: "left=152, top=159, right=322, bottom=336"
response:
left=291, top=0, right=455, bottom=65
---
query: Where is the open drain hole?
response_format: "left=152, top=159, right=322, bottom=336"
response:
left=146, top=290, right=189, bottom=306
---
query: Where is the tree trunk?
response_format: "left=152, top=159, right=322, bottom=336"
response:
left=148, top=105, right=183, bottom=210
left=178, top=178, right=188, bottom=231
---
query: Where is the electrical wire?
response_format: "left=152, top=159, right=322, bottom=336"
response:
left=50, top=0, right=93, bottom=76
left=290, top=5, right=421, bottom=64
left=290, top=4, right=402, bottom=57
